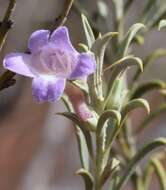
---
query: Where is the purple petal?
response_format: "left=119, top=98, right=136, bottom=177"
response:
left=28, top=30, right=50, bottom=53
left=3, top=53, right=34, bottom=77
left=32, top=77, right=65, bottom=103
left=50, top=26, right=78, bottom=54
left=69, top=53, right=96, bottom=80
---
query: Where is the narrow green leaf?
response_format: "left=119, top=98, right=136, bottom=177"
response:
left=105, top=77, right=127, bottom=111
left=76, top=128, right=90, bottom=171
left=121, top=98, right=150, bottom=124
left=97, top=1, right=109, bottom=18
left=97, top=110, right=121, bottom=136
left=133, top=49, right=166, bottom=81
left=90, top=32, right=118, bottom=102
left=76, top=168, right=94, bottom=190
left=105, top=56, right=143, bottom=96
left=104, top=56, right=143, bottom=74
left=57, top=112, right=94, bottom=169
left=150, top=159, right=166, bottom=190
left=140, top=0, right=166, bottom=28
left=143, top=161, right=154, bottom=190
left=95, top=110, right=121, bottom=176
left=81, top=14, right=95, bottom=49
left=112, top=0, right=123, bottom=22
left=130, top=79, right=166, bottom=99
left=100, top=158, right=120, bottom=186
left=132, top=34, right=144, bottom=45
left=117, top=23, right=145, bottom=57
left=115, top=138, right=166, bottom=190
left=136, top=104, right=166, bottom=133
left=57, top=112, right=82, bottom=126
left=143, top=157, right=166, bottom=190
left=159, top=19, right=166, bottom=30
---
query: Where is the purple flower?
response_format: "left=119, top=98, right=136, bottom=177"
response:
left=3, top=27, right=96, bottom=103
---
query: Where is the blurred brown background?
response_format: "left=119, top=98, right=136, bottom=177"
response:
left=0, top=0, right=165, bottom=190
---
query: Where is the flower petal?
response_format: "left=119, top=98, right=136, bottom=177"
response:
left=69, top=53, right=96, bottom=79
left=28, top=30, right=50, bottom=53
left=32, top=77, right=65, bottom=103
left=3, top=53, right=34, bottom=77
left=50, top=26, right=78, bottom=54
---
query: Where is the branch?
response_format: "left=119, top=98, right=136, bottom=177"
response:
left=0, top=0, right=16, bottom=50
left=54, top=0, right=74, bottom=28
left=0, top=71, right=15, bottom=91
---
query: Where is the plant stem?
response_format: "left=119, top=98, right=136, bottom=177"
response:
left=0, top=0, right=16, bottom=51
left=54, top=0, right=74, bottom=28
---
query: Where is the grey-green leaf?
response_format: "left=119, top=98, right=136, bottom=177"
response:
left=130, top=79, right=166, bottom=99
left=106, top=56, right=143, bottom=97
left=97, top=110, right=121, bottom=136
left=144, top=158, right=166, bottom=190
left=150, top=159, right=166, bottom=190
left=122, top=98, right=150, bottom=119
left=136, top=104, right=166, bottom=134
left=81, top=14, right=95, bottom=49
left=112, top=0, right=124, bottom=21
left=133, top=49, right=166, bottom=81
left=91, top=32, right=118, bottom=102
left=115, top=138, right=166, bottom=190
left=57, top=112, right=93, bottom=170
left=159, top=19, right=166, bottom=30
left=76, top=168, right=94, bottom=190
left=117, top=23, right=145, bottom=57
left=140, top=0, right=166, bottom=28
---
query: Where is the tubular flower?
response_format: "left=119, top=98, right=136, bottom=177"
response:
left=3, top=26, right=96, bottom=103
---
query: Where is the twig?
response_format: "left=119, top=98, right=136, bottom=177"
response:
left=54, top=0, right=74, bottom=28
left=0, top=0, right=16, bottom=50
left=0, top=71, right=15, bottom=91
left=3, top=0, right=16, bottom=22
left=0, top=0, right=16, bottom=91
